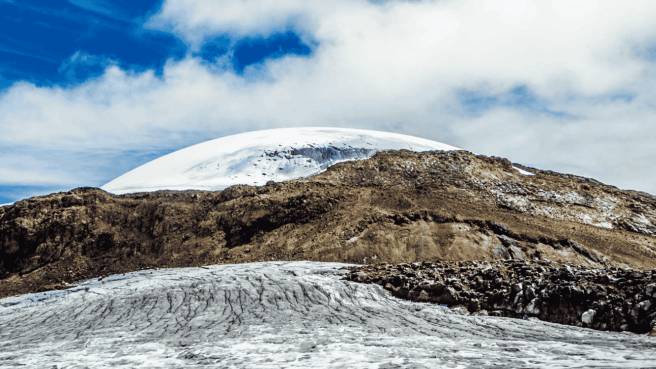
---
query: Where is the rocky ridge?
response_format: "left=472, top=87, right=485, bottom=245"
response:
left=2, top=150, right=656, bottom=298
left=319, top=150, right=656, bottom=238
left=345, top=260, right=656, bottom=334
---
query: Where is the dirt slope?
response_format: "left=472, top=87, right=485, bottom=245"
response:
left=1, top=150, right=656, bottom=298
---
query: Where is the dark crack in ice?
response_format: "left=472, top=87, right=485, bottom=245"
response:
left=1, top=261, right=655, bottom=368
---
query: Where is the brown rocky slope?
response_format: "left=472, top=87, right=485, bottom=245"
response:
left=1, top=150, right=656, bottom=299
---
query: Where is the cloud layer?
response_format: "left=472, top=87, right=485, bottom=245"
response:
left=1, top=0, right=656, bottom=197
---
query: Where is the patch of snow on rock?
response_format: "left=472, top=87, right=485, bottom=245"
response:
left=512, top=166, right=535, bottom=176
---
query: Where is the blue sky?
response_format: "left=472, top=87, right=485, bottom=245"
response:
left=0, top=1, right=180, bottom=88
left=0, top=0, right=314, bottom=202
left=0, top=0, right=313, bottom=87
left=1, top=0, right=656, bottom=203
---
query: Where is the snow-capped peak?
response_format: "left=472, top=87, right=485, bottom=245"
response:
left=101, top=127, right=460, bottom=195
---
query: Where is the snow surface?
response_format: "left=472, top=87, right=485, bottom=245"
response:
left=512, top=166, right=535, bottom=176
left=0, top=203, right=13, bottom=207
left=101, top=128, right=460, bottom=195
left=1, top=261, right=655, bottom=368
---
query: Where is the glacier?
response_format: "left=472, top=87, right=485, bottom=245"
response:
left=101, top=127, right=460, bottom=195
left=1, top=261, right=655, bottom=368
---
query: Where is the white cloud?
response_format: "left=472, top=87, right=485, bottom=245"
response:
left=2, top=0, right=656, bottom=194
left=0, top=153, right=78, bottom=186
left=145, top=0, right=324, bottom=48
left=451, top=102, right=656, bottom=192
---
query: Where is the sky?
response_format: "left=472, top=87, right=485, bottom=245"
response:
left=1, top=0, right=656, bottom=203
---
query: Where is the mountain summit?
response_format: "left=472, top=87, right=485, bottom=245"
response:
left=2, top=130, right=656, bottom=338
left=101, top=127, right=460, bottom=195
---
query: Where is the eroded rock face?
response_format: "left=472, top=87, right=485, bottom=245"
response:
left=344, top=260, right=656, bottom=334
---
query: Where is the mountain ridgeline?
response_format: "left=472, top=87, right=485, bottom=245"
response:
left=1, top=150, right=656, bottom=301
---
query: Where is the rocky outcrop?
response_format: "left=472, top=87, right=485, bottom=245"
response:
left=320, top=150, right=656, bottom=238
left=344, top=260, right=656, bottom=334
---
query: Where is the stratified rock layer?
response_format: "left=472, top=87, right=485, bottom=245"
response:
left=344, top=260, right=656, bottom=334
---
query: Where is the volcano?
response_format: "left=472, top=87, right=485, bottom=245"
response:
left=101, top=127, right=460, bottom=194
left=2, top=128, right=656, bottom=367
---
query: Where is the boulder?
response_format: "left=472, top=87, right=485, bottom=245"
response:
left=582, top=309, right=596, bottom=324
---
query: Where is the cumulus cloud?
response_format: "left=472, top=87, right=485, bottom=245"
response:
left=1, top=0, right=656, bottom=194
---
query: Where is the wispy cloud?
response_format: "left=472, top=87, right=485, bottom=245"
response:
left=56, top=51, right=117, bottom=85
left=65, top=0, right=132, bottom=23
left=456, top=85, right=574, bottom=118
left=3, top=1, right=123, bottom=29
left=0, top=151, right=78, bottom=186
left=0, top=44, right=61, bottom=64
left=1, top=0, right=656, bottom=199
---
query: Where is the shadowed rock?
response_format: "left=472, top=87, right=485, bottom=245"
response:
left=345, top=260, right=656, bottom=334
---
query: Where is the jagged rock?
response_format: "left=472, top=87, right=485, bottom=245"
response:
left=60, top=195, right=84, bottom=207
left=646, top=283, right=656, bottom=297
left=493, top=245, right=511, bottom=259
left=525, top=286, right=536, bottom=300
left=526, top=298, right=540, bottom=315
left=345, top=260, right=656, bottom=334
left=509, top=246, right=524, bottom=260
